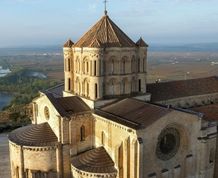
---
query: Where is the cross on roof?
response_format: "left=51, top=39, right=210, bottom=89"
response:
left=104, top=0, right=108, bottom=15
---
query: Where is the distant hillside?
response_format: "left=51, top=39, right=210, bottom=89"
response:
left=0, top=46, right=62, bottom=56
left=150, top=43, right=218, bottom=52
left=0, top=43, right=217, bottom=56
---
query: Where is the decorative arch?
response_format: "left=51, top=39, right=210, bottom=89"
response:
left=82, top=57, right=90, bottom=74
left=121, top=56, right=128, bottom=74
left=82, top=78, right=90, bottom=97
left=75, top=77, right=81, bottom=94
left=109, top=78, right=117, bottom=95
left=67, top=58, right=71, bottom=71
left=109, top=56, right=116, bottom=75
left=120, top=78, right=128, bottom=95
left=131, top=56, right=136, bottom=73
left=131, top=77, right=137, bottom=92
left=76, top=56, right=80, bottom=73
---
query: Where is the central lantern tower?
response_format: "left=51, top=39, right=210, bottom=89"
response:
left=63, top=13, right=149, bottom=108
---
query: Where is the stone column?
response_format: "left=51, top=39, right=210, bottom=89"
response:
left=56, top=144, right=63, bottom=178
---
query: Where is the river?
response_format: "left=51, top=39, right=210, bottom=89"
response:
left=0, top=92, right=12, bottom=111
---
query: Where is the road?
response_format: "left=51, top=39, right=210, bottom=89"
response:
left=0, top=133, right=11, bottom=178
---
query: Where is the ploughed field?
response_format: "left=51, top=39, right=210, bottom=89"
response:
left=0, top=133, right=10, bottom=178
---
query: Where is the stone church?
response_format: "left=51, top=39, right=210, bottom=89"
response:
left=8, top=11, right=218, bottom=178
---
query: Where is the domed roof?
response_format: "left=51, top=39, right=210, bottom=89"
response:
left=71, top=147, right=117, bottom=174
left=8, top=123, right=58, bottom=147
left=73, top=15, right=136, bottom=48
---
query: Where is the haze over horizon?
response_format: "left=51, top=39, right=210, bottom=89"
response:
left=0, top=0, right=218, bottom=48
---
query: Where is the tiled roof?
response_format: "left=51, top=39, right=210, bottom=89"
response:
left=8, top=123, right=58, bottom=146
left=45, top=83, right=64, bottom=98
left=63, top=39, right=74, bottom=48
left=73, top=15, right=136, bottom=48
left=191, top=104, right=218, bottom=121
left=45, top=93, right=91, bottom=117
left=136, top=37, right=149, bottom=47
left=95, top=98, right=172, bottom=129
left=147, top=76, right=218, bottom=102
left=71, top=147, right=117, bottom=174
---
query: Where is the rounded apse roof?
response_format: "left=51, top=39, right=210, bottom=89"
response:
left=8, top=123, right=58, bottom=147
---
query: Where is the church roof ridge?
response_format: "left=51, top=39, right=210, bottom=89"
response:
left=73, top=15, right=136, bottom=48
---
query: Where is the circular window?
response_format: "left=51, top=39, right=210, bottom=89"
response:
left=44, top=106, right=50, bottom=120
left=156, top=128, right=180, bottom=160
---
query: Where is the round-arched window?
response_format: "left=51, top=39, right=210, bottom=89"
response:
left=156, top=128, right=180, bottom=160
left=44, top=106, right=50, bottom=120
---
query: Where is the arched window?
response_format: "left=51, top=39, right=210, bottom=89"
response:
left=87, top=82, right=89, bottom=97
left=137, top=58, right=140, bottom=72
left=120, top=80, right=125, bottom=94
left=138, top=79, right=141, bottom=92
left=68, top=78, right=71, bottom=91
left=122, top=60, right=125, bottom=74
left=111, top=59, right=114, bottom=74
left=80, top=125, right=85, bottom=141
left=110, top=79, right=115, bottom=95
left=94, top=60, right=97, bottom=76
left=67, top=58, right=71, bottom=71
left=131, top=56, right=136, bottom=73
left=95, top=83, right=98, bottom=99
left=86, top=61, right=89, bottom=74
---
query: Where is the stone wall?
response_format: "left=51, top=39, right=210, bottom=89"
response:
left=9, top=141, right=58, bottom=178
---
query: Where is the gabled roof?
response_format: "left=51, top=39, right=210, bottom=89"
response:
left=45, top=83, right=64, bottom=98
left=45, top=93, right=91, bottom=117
left=95, top=98, right=172, bottom=129
left=73, top=15, right=136, bottom=48
left=192, top=104, right=218, bottom=121
left=8, top=123, right=58, bottom=146
left=147, top=76, right=218, bottom=102
left=136, top=37, right=148, bottom=47
left=63, top=39, right=74, bottom=48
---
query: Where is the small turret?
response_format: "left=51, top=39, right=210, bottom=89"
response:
left=63, top=39, right=74, bottom=92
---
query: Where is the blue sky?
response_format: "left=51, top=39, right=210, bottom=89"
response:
left=0, top=0, right=218, bottom=47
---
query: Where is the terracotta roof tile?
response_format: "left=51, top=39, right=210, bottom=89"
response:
left=44, top=93, right=91, bottom=117
left=73, top=15, right=136, bottom=48
left=147, top=76, right=218, bottom=102
left=8, top=123, right=58, bottom=146
left=191, top=104, right=218, bottom=121
left=95, top=98, right=172, bottom=129
left=71, top=147, right=117, bottom=174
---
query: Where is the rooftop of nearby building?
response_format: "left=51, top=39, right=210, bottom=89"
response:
left=45, top=83, right=64, bottom=98
left=191, top=104, right=218, bottom=121
left=71, top=146, right=117, bottom=174
left=73, top=15, right=138, bottom=48
left=95, top=98, right=172, bottom=129
left=147, top=76, right=218, bottom=102
left=8, top=123, right=58, bottom=146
